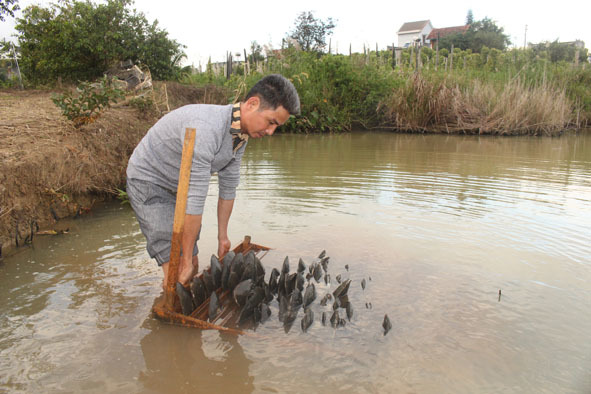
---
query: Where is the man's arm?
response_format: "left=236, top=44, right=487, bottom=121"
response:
left=217, top=197, right=234, bottom=257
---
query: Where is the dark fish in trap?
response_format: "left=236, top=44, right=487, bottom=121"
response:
left=208, top=291, right=220, bottom=322
left=333, top=279, right=351, bottom=299
left=301, top=307, right=314, bottom=333
left=345, top=302, right=353, bottom=321
left=176, top=282, right=195, bottom=316
left=383, top=314, right=392, bottom=335
left=233, top=279, right=253, bottom=307
left=191, top=276, right=207, bottom=307
left=268, top=268, right=280, bottom=294
left=210, top=254, right=222, bottom=289
left=202, top=271, right=215, bottom=295
left=297, top=258, right=306, bottom=273
left=361, top=278, right=366, bottom=290
left=303, top=283, right=316, bottom=308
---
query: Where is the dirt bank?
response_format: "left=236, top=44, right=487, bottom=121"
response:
left=0, top=82, right=227, bottom=258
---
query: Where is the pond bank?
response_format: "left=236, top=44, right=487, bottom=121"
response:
left=0, top=82, right=225, bottom=258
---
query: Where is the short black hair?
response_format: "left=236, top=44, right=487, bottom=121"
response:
left=245, top=74, right=300, bottom=115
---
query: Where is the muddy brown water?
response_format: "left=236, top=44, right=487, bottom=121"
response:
left=1, top=131, right=590, bottom=393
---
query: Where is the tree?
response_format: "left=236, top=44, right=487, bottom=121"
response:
left=287, top=11, right=335, bottom=53
left=438, top=17, right=510, bottom=53
left=0, top=0, right=19, bottom=21
left=14, top=0, right=185, bottom=83
left=466, top=9, right=474, bottom=25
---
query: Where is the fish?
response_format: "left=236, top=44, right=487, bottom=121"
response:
left=324, top=273, right=330, bottom=285
left=313, top=263, right=323, bottom=283
left=233, top=279, right=253, bottom=307
left=221, top=251, right=235, bottom=291
left=210, top=254, right=222, bottom=289
left=332, top=279, right=351, bottom=299
left=338, top=318, right=347, bottom=328
left=330, top=310, right=339, bottom=328
left=208, top=291, right=219, bottom=322
left=318, top=250, right=326, bottom=259
left=332, top=297, right=340, bottom=310
left=176, top=282, right=195, bottom=316
left=345, top=264, right=349, bottom=271
left=296, top=272, right=305, bottom=292
left=241, top=257, right=255, bottom=282
left=383, top=314, right=392, bottom=335
left=361, top=278, right=366, bottom=290
left=221, top=257, right=231, bottom=290
left=259, top=303, right=272, bottom=323
left=345, top=302, right=353, bottom=321
left=222, top=251, right=235, bottom=267
left=319, top=293, right=331, bottom=306
left=268, top=268, right=280, bottom=294
left=320, top=256, right=329, bottom=273
left=238, top=286, right=264, bottom=326
left=254, top=256, right=265, bottom=285
left=202, top=271, right=215, bottom=295
left=297, top=258, right=306, bottom=273
left=335, top=274, right=341, bottom=284
left=281, top=256, right=290, bottom=274
left=301, top=307, right=314, bottom=333
left=278, top=294, right=288, bottom=322
left=321, top=311, right=327, bottom=326
left=284, top=290, right=303, bottom=324
left=191, top=276, right=207, bottom=307
left=263, top=282, right=274, bottom=303
left=231, top=253, right=245, bottom=280
left=227, top=271, right=240, bottom=292
left=338, top=294, right=349, bottom=308
left=303, top=283, right=317, bottom=308
left=285, top=273, right=297, bottom=295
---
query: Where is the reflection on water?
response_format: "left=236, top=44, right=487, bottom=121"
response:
left=1, top=131, right=590, bottom=393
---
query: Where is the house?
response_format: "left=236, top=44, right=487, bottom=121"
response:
left=427, top=25, right=470, bottom=49
left=397, top=20, right=433, bottom=48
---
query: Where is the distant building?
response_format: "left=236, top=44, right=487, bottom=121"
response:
left=427, top=25, right=470, bottom=49
left=397, top=20, right=433, bottom=48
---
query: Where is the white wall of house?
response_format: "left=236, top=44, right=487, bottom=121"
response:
left=398, top=22, right=433, bottom=47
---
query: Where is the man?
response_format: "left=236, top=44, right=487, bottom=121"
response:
left=126, top=74, right=300, bottom=289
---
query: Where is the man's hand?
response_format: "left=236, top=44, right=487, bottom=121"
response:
left=218, top=236, right=231, bottom=258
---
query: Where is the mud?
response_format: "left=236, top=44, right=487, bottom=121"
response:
left=0, top=82, right=227, bottom=258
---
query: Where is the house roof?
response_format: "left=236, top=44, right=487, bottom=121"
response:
left=397, top=20, right=431, bottom=34
left=427, top=25, right=470, bottom=40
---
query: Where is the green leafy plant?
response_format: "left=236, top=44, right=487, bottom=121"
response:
left=52, top=76, right=124, bottom=127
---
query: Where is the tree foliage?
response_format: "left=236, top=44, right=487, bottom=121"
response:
left=439, top=17, right=510, bottom=53
left=0, top=0, right=19, bottom=21
left=287, top=11, right=335, bottom=53
left=14, top=0, right=185, bottom=83
left=465, top=9, right=474, bottom=25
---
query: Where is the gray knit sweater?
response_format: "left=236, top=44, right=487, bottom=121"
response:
left=126, top=104, right=247, bottom=215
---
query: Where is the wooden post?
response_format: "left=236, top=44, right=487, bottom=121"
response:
left=450, top=44, right=454, bottom=71
left=328, top=38, right=332, bottom=54
left=391, top=43, right=396, bottom=69
left=349, top=43, right=352, bottom=57
left=10, top=42, right=24, bottom=90
left=436, top=33, right=440, bottom=71
left=164, top=128, right=196, bottom=311
left=244, top=48, right=249, bottom=75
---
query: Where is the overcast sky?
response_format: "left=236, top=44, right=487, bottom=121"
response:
left=1, top=0, right=589, bottom=67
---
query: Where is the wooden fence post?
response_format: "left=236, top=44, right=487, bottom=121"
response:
left=436, top=33, right=440, bottom=71
left=450, top=44, right=454, bottom=71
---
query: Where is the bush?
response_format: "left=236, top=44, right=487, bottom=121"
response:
left=52, top=76, right=124, bottom=127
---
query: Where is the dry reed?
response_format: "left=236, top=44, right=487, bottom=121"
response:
left=378, top=73, right=575, bottom=135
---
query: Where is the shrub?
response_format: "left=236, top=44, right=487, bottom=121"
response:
left=52, top=76, right=124, bottom=127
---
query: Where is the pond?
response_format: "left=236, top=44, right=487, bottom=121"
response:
left=1, top=131, right=590, bottom=393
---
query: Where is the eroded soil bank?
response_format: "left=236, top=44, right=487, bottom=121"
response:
left=0, top=82, right=226, bottom=258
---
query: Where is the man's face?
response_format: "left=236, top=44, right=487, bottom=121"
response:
left=241, top=97, right=291, bottom=138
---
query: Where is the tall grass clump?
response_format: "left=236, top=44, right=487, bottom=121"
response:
left=378, top=72, right=574, bottom=135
